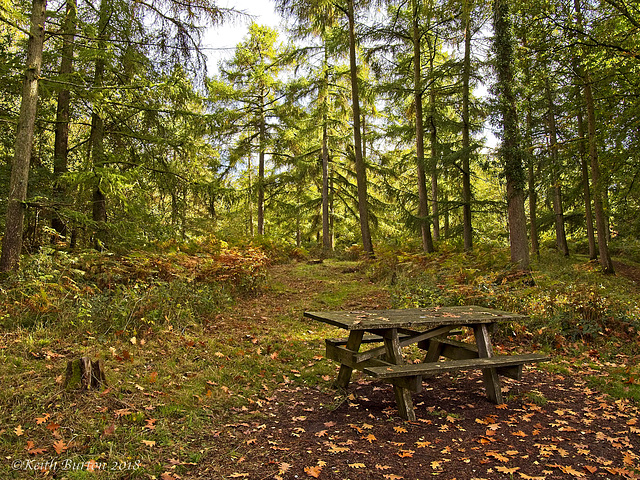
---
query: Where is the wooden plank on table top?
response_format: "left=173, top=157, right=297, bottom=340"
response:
left=304, top=306, right=528, bottom=330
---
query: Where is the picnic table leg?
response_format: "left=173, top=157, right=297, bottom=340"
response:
left=384, top=329, right=416, bottom=421
left=474, top=324, right=503, bottom=404
left=334, top=330, right=364, bottom=389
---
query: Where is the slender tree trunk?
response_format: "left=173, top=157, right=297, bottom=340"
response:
left=89, top=0, right=109, bottom=249
left=247, top=156, right=254, bottom=237
left=574, top=0, right=614, bottom=274
left=412, top=0, right=434, bottom=253
left=428, top=53, right=439, bottom=241
left=525, top=100, right=539, bottom=258
left=321, top=47, right=331, bottom=254
left=258, top=96, right=266, bottom=236
left=584, top=79, right=614, bottom=273
left=347, top=0, right=374, bottom=256
left=545, top=80, right=569, bottom=256
left=493, top=0, right=529, bottom=270
left=51, top=0, right=76, bottom=240
left=576, top=108, right=597, bottom=259
left=461, top=3, right=473, bottom=251
left=0, top=0, right=47, bottom=272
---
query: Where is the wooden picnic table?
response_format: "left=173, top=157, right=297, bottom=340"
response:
left=304, top=306, right=548, bottom=421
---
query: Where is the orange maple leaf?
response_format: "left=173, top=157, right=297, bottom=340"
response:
left=393, top=426, right=407, bottom=433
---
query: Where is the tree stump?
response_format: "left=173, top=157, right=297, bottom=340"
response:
left=64, top=357, right=107, bottom=390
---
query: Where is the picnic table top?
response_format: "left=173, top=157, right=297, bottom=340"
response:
left=304, top=306, right=528, bottom=331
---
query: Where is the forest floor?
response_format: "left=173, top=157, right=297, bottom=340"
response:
left=1, top=256, right=639, bottom=480
left=192, top=261, right=640, bottom=480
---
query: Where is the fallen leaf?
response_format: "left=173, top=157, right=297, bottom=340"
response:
left=86, top=459, right=99, bottom=472
left=559, top=465, right=586, bottom=477
left=363, top=434, right=376, bottom=443
left=496, top=466, right=520, bottom=474
left=53, top=439, right=68, bottom=455
left=28, top=448, right=47, bottom=455
left=15, top=425, right=24, bottom=436
left=383, top=475, right=404, bottom=480
left=279, top=463, right=291, bottom=474
left=102, top=424, right=116, bottom=437
left=36, top=414, right=50, bottom=425
left=142, top=440, right=156, bottom=447
left=304, top=465, right=322, bottom=478
left=376, top=464, right=391, bottom=470
left=396, top=450, right=414, bottom=458
left=393, top=426, right=407, bottom=433
left=348, top=463, right=366, bottom=468
left=228, top=474, right=249, bottom=478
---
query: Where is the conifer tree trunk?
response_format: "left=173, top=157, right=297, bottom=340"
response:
left=347, top=0, right=373, bottom=256
left=258, top=93, right=266, bottom=236
left=51, top=0, right=76, bottom=240
left=492, top=0, right=529, bottom=270
left=545, top=80, right=569, bottom=256
left=428, top=53, right=439, bottom=241
left=247, top=156, right=254, bottom=237
left=412, top=0, right=434, bottom=253
left=461, top=3, right=473, bottom=251
left=321, top=46, right=331, bottom=254
left=89, top=0, right=109, bottom=249
left=0, top=0, right=47, bottom=271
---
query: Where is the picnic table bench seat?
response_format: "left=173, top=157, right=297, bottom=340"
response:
left=363, top=353, right=549, bottom=379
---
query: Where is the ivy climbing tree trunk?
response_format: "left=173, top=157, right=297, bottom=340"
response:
left=412, top=0, right=434, bottom=253
left=492, top=0, right=529, bottom=270
left=0, top=0, right=47, bottom=272
left=347, top=0, right=374, bottom=256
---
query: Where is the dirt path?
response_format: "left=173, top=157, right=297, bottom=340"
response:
left=194, top=261, right=640, bottom=480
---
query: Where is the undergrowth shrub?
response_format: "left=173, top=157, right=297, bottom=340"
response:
left=0, top=244, right=269, bottom=334
left=373, top=243, right=639, bottom=349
